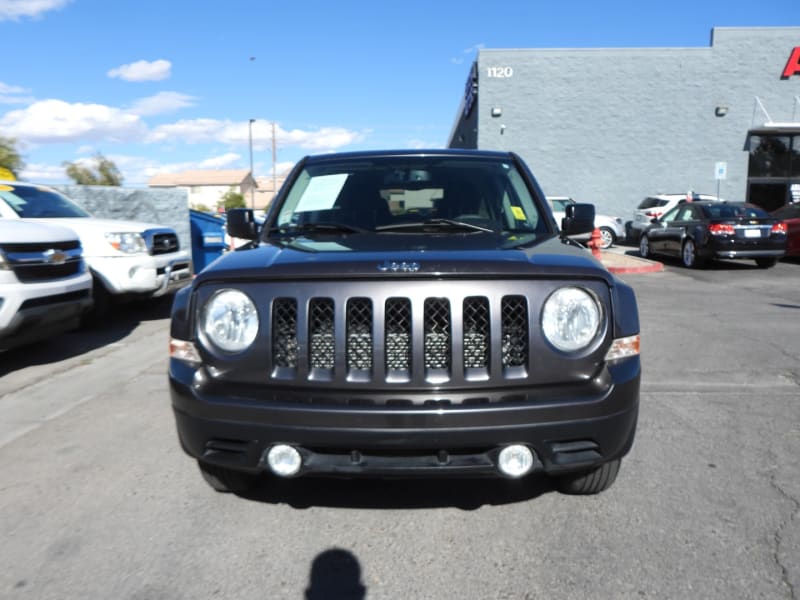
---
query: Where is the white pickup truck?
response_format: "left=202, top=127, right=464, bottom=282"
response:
left=0, top=219, right=93, bottom=349
left=0, top=181, right=192, bottom=315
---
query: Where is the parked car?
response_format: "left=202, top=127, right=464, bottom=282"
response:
left=169, top=149, right=641, bottom=496
left=548, top=196, right=625, bottom=249
left=638, top=201, right=787, bottom=268
left=771, top=203, right=800, bottom=257
left=0, top=180, right=192, bottom=316
left=628, top=193, right=721, bottom=241
left=0, top=219, right=93, bottom=349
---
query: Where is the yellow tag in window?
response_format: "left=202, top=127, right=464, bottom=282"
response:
left=511, top=206, right=526, bottom=220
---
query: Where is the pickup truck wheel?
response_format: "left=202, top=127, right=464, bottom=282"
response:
left=80, top=279, right=112, bottom=327
left=556, top=458, right=621, bottom=495
left=197, top=460, right=259, bottom=493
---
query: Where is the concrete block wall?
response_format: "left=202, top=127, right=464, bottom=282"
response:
left=451, top=27, right=800, bottom=220
left=54, top=185, right=191, bottom=254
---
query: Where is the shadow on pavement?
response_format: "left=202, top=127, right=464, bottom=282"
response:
left=238, top=473, right=556, bottom=510
left=0, top=296, right=172, bottom=377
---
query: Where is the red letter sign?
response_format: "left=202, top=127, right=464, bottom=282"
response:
left=782, top=47, right=800, bottom=79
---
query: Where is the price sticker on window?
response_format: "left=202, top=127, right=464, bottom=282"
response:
left=511, top=206, right=526, bottom=220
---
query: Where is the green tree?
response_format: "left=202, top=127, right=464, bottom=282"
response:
left=62, top=153, right=123, bottom=186
left=219, top=189, right=246, bottom=210
left=0, top=136, right=25, bottom=179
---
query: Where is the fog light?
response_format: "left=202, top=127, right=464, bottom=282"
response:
left=266, top=444, right=302, bottom=477
left=497, top=445, right=534, bottom=478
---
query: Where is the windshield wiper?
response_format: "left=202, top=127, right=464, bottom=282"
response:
left=375, top=219, right=496, bottom=233
left=268, top=222, right=368, bottom=236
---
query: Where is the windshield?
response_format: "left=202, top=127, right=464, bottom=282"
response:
left=273, top=156, right=548, bottom=236
left=0, top=185, right=91, bottom=218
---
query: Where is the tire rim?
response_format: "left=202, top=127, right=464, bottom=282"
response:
left=639, top=236, right=649, bottom=257
left=599, top=229, right=614, bottom=249
left=683, top=241, right=695, bottom=267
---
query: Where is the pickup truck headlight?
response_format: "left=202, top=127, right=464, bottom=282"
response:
left=200, top=289, right=259, bottom=352
left=105, top=232, right=147, bottom=254
left=541, top=286, right=602, bottom=352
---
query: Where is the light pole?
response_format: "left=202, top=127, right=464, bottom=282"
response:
left=248, top=118, right=255, bottom=209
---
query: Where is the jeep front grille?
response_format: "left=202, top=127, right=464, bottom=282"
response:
left=257, top=285, right=534, bottom=386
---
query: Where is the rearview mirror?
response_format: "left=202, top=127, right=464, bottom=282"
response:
left=561, top=203, right=595, bottom=237
left=227, top=208, right=259, bottom=240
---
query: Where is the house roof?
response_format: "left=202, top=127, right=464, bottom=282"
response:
left=148, top=169, right=253, bottom=187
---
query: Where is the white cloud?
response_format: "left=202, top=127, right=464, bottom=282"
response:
left=128, top=91, right=196, bottom=116
left=148, top=119, right=366, bottom=151
left=0, top=0, right=70, bottom=21
left=199, top=153, right=240, bottom=168
left=0, top=99, right=146, bottom=144
left=452, top=43, right=485, bottom=64
left=107, top=59, right=172, bottom=82
left=19, top=162, right=66, bottom=182
left=0, top=81, right=34, bottom=104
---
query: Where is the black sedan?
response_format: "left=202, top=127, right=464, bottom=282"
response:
left=639, top=201, right=787, bottom=268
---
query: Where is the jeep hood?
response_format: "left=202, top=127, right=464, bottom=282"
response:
left=195, top=233, right=614, bottom=284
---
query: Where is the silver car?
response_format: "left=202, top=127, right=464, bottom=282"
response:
left=629, top=193, right=721, bottom=241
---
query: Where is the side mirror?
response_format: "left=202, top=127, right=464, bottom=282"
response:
left=226, top=208, right=259, bottom=240
left=561, top=203, right=595, bottom=237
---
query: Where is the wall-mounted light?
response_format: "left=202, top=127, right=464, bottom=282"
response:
left=715, top=106, right=729, bottom=117
left=491, top=107, right=503, bottom=117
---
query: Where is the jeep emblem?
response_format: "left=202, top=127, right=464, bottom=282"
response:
left=377, top=260, right=420, bottom=273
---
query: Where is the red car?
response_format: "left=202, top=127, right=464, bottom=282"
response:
left=772, top=204, right=800, bottom=257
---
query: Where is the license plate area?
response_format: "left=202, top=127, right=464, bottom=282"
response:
left=743, top=228, right=761, bottom=238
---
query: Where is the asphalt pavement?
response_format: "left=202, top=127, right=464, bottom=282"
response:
left=0, top=262, right=798, bottom=599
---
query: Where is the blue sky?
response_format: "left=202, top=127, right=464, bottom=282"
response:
left=1, top=0, right=797, bottom=186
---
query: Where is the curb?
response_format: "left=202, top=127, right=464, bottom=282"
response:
left=599, top=251, right=664, bottom=275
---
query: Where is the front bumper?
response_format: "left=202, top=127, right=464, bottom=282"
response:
left=90, top=252, right=192, bottom=297
left=169, top=357, right=640, bottom=478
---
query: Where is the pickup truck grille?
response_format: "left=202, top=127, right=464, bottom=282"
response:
left=0, top=240, right=84, bottom=282
left=150, top=232, right=179, bottom=255
left=267, top=291, right=529, bottom=385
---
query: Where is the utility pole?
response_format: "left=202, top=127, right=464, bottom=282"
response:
left=271, top=121, right=277, bottom=201
left=248, top=118, right=255, bottom=209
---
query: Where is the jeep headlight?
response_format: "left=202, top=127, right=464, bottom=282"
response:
left=105, top=232, right=147, bottom=254
left=541, top=286, right=602, bottom=352
left=200, top=289, right=259, bottom=352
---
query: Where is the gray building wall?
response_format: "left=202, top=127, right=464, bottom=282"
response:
left=449, top=27, right=800, bottom=219
left=54, top=185, right=191, bottom=253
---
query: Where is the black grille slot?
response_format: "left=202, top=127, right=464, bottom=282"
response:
left=309, top=298, right=335, bottom=370
left=501, top=296, right=528, bottom=368
left=347, top=298, right=373, bottom=371
left=424, top=298, right=451, bottom=371
left=13, top=261, right=82, bottom=282
left=19, top=289, right=91, bottom=310
left=273, top=298, right=298, bottom=368
left=0, top=240, right=80, bottom=253
left=385, top=298, right=411, bottom=373
left=151, top=232, right=179, bottom=255
left=463, top=297, right=489, bottom=369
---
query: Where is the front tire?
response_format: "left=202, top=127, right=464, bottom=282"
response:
left=755, top=257, right=777, bottom=269
left=598, top=226, right=616, bottom=249
left=197, top=461, right=259, bottom=493
left=556, top=458, right=621, bottom=495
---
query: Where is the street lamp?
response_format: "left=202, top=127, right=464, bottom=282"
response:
left=248, top=118, right=255, bottom=209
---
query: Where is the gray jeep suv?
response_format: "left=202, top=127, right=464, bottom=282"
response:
left=168, top=150, right=641, bottom=496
